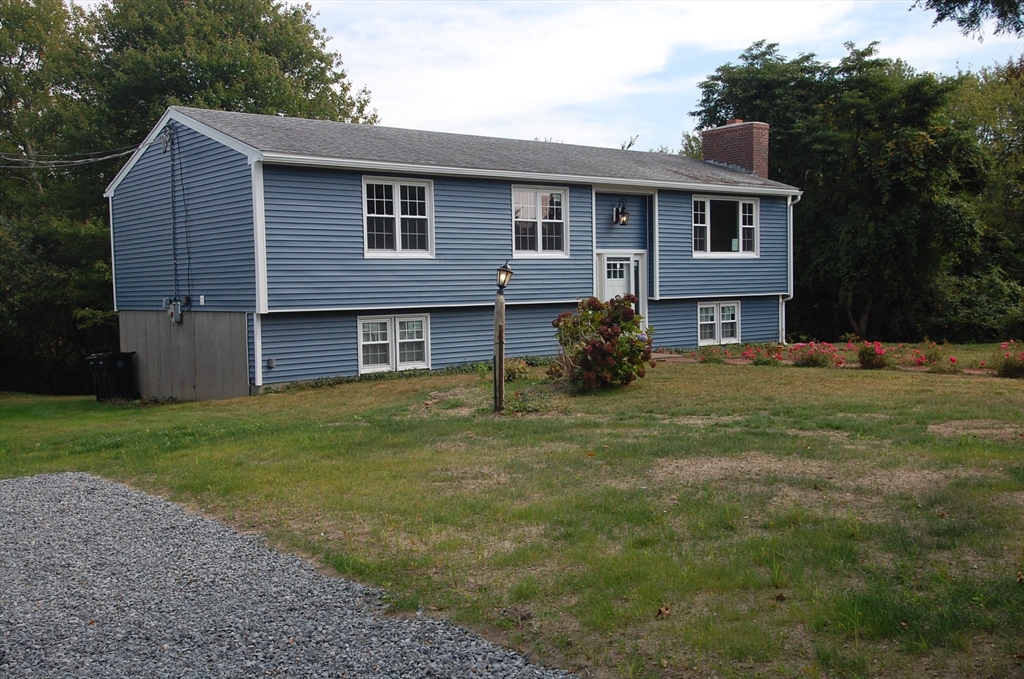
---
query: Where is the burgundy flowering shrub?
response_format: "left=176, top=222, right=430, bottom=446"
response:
left=550, top=295, right=654, bottom=390
left=695, top=346, right=729, bottom=364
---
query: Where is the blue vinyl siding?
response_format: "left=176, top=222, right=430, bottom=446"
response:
left=111, top=122, right=255, bottom=310
left=257, top=303, right=570, bottom=384
left=648, top=296, right=780, bottom=348
left=656, top=190, right=787, bottom=298
left=260, top=313, right=359, bottom=384
left=263, top=167, right=594, bottom=310
left=596, top=193, right=649, bottom=251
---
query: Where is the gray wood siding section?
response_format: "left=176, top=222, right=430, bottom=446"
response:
left=247, top=313, right=255, bottom=385
left=262, top=167, right=594, bottom=310
left=257, top=303, right=571, bottom=383
left=656, top=191, right=788, bottom=298
left=596, top=193, right=648, bottom=251
left=648, top=296, right=779, bottom=348
left=119, top=310, right=249, bottom=400
left=111, top=123, right=255, bottom=311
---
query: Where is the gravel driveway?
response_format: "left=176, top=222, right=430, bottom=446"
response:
left=0, top=473, right=574, bottom=678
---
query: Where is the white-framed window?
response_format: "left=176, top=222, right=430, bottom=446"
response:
left=692, top=196, right=758, bottom=256
left=363, top=177, right=434, bottom=257
left=512, top=186, right=569, bottom=257
left=357, top=314, right=430, bottom=373
left=697, top=302, right=740, bottom=346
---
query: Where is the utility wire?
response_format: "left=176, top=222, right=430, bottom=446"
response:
left=0, top=139, right=160, bottom=169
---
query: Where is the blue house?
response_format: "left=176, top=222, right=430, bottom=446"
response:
left=105, top=107, right=801, bottom=400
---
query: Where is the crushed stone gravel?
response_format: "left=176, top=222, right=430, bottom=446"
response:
left=0, top=472, right=574, bottom=678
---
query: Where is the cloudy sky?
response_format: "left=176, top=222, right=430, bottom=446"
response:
left=309, top=0, right=1021, bottom=151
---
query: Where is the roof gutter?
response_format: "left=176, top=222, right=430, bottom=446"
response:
left=780, top=192, right=803, bottom=344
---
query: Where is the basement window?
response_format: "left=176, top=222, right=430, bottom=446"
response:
left=357, top=315, right=430, bottom=373
left=697, top=302, right=740, bottom=346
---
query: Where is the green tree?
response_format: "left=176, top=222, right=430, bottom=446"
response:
left=87, top=0, right=378, bottom=149
left=0, top=0, right=377, bottom=393
left=914, top=0, right=1024, bottom=37
left=693, top=42, right=984, bottom=340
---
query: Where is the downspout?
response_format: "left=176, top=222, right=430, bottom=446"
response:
left=780, top=193, right=802, bottom=344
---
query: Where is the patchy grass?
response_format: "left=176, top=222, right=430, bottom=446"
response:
left=1, top=362, right=1023, bottom=679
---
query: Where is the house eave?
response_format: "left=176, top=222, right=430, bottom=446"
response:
left=258, top=152, right=803, bottom=198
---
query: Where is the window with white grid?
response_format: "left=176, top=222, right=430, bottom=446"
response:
left=692, top=196, right=758, bottom=256
left=697, top=302, right=741, bottom=346
left=363, top=178, right=433, bottom=257
left=513, top=187, right=568, bottom=256
left=357, top=315, right=430, bottom=373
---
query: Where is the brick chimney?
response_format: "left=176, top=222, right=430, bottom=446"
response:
left=701, top=119, right=770, bottom=179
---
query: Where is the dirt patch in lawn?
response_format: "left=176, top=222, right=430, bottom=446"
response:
left=926, top=419, right=1024, bottom=442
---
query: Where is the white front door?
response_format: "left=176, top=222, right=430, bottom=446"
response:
left=603, top=257, right=632, bottom=300
left=598, top=252, right=647, bottom=321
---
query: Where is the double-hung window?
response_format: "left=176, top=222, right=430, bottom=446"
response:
left=358, top=315, right=430, bottom=373
left=513, top=187, right=568, bottom=256
left=364, top=178, right=433, bottom=257
left=697, top=302, right=740, bottom=346
left=692, top=196, right=758, bottom=256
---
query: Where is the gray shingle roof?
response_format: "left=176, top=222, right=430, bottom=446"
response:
left=172, top=106, right=798, bottom=193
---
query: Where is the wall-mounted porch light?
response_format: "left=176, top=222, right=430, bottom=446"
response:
left=612, top=198, right=630, bottom=226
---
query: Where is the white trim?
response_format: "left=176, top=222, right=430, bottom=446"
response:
left=651, top=192, right=660, bottom=300
left=253, top=313, right=263, bottom=386
left=108, top=195, right=118, bottom=311
left=780, top=193, right=801, bottom=344
left=260, top=152, right=803, bottom=198
left=592, top=184, right=656, bottom=195
left=361, top=176, right=435, bottom=258
left=356, top=313, right=431, bottom=375
left=651, top=292, right=788, bottom=301
left=697, top=300, right=741, bottom=346
left=262, top=299, right=582, bottom=314
left=591, top=187, right=599, bottom=297
left=691, top=195, right=760, bottom=258
left=511, top=185, right=570, bottom=259
left=104, top=108, right=262, bottom=197
left=252, top=162, right=269, bottom=314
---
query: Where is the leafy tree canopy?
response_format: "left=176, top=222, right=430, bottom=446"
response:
left=692, top=42, right=986, bottom=340
left=0, top=0, right=377, bottom=392
left=914, top=0, right=1024, bottom=37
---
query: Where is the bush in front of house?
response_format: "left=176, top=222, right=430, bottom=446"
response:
left=549, top=295, right=654, bottom=390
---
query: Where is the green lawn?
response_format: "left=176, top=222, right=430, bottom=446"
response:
left=2, top=360, right=1022, bottom=678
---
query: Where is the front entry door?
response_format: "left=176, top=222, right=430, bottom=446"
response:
left=604, top=257, right=632, bottom=300
left=599, top=252, right=646, bottom=321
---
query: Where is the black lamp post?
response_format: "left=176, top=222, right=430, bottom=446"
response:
left=494, top=260, right=514, bottom=412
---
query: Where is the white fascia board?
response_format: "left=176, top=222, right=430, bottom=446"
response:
left=108, top=195, right=118, bottom=311
left=264, top=299, right=583, bottom=314
left=654, top=292, right=790, bottom=301
left=251, top=162, right=269, bottom=314
left=104, top=108, right=262, bottom=197
left=259, top=152, right=803, bottom=198
left=591, top=187, right=599, bottom=298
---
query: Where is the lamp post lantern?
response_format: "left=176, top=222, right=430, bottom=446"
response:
left=494, top=260, right=514, bottom=412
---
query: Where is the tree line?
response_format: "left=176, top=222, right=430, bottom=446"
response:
left=1, top=0, right=377, bottom=393
left=2, top=0, right=1021, bottom=393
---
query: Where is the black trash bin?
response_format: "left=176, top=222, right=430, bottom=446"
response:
left=86, top=352, right=137, bottom=401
